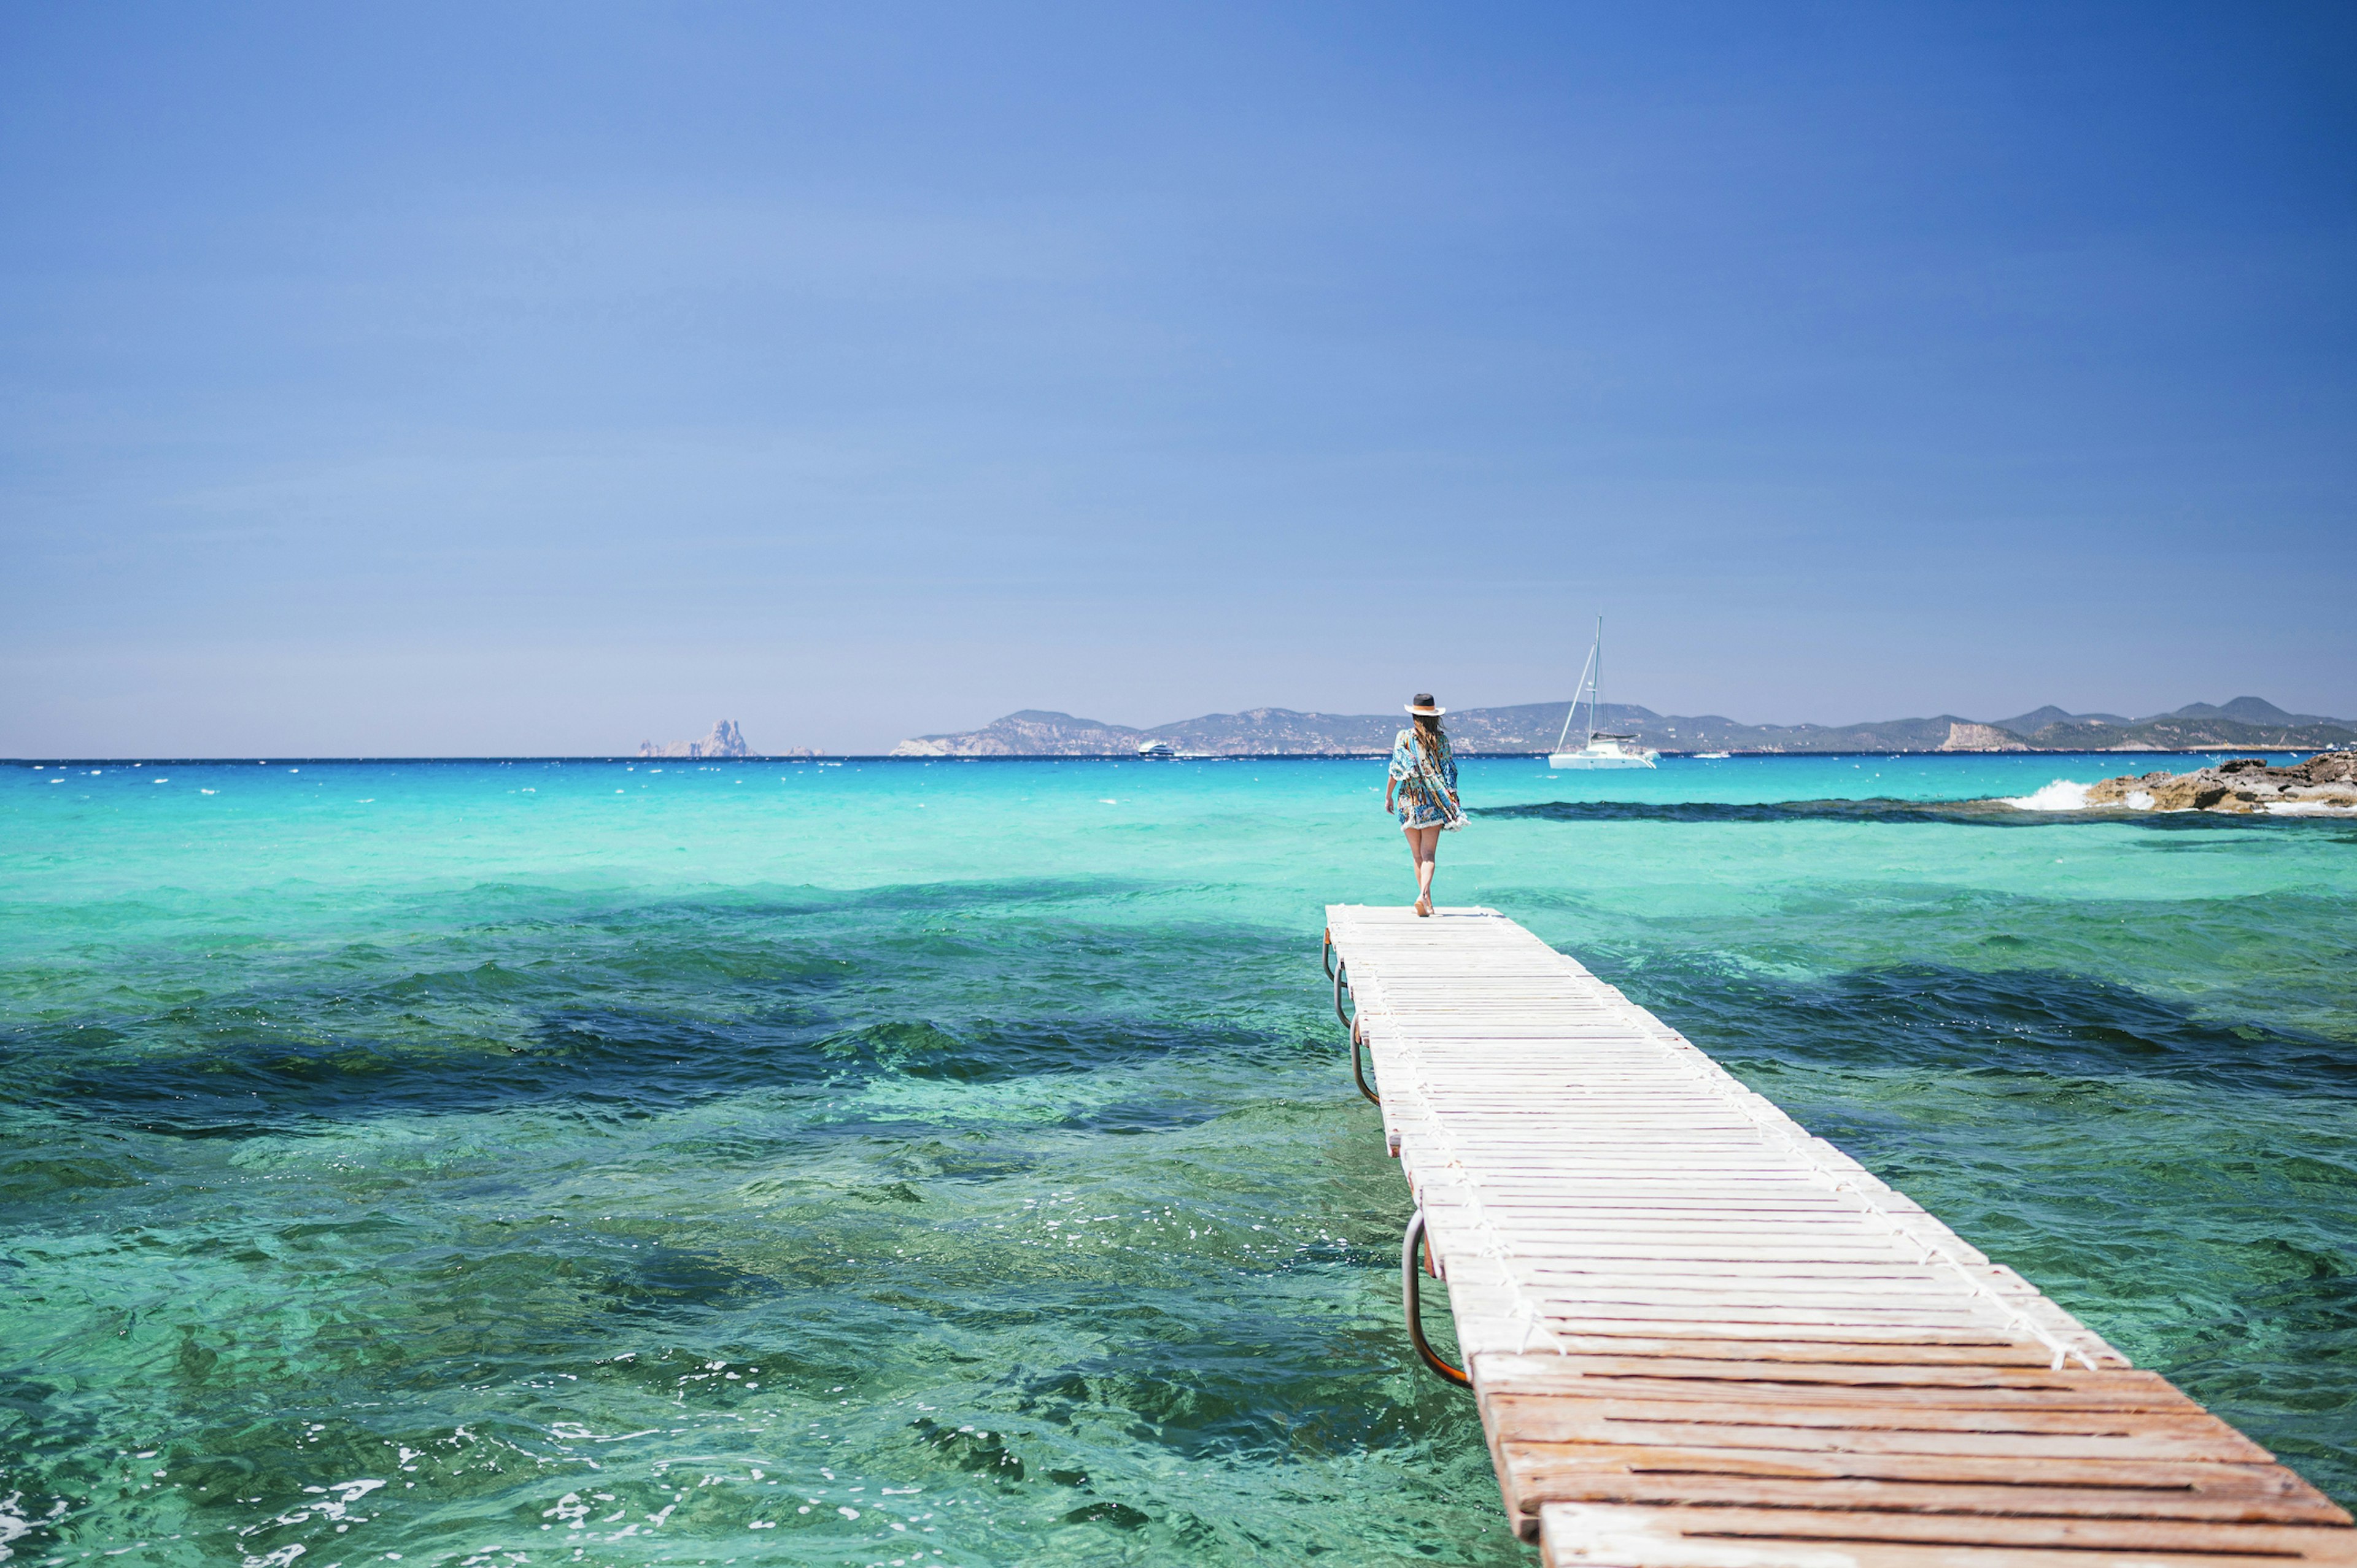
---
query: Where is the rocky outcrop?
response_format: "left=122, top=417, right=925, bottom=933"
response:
left=1939, top=722, right=2030, bottom=752
left=639, top=719, right=751, bottom=759
left=2086, top=752, right=2357, bottom=813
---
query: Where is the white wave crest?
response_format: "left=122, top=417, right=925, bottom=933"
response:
left=0, top=1492, right=30, bottom=1562
left=2002, top=779, right=2092, bottom=811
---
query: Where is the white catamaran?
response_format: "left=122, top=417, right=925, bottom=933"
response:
left=1548, top=618, right=1660, bottom=770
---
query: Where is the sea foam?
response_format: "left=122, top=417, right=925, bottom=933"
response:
left=2002, top=779, right=2092, bottom=811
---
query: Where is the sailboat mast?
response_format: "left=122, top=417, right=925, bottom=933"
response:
left=1556, top=636, right=1598, bottom=754
left=1588, top=615, right=1603, bottom=743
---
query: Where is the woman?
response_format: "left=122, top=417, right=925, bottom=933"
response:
left=1384, top=693, right=1463, bottom=916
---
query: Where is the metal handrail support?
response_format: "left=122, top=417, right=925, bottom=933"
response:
left=1334, top=960, right=1379, bottom=1105
left=1401, top=1210, right=1469, bottom=1387
left=1323, top=927, right=1335, bottom=980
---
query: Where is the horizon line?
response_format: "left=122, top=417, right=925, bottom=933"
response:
left=6, top=746, right=2334, bottom=766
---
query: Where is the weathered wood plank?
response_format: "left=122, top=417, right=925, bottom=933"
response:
left=1476, top=1354, right=2189, bottom=1394
left=1500, top=1443, right=2342, bottom=1509
left=1538, top=1502, right=2357, bottom=1567
left=1497, top=1445, right=2348, bottom=1524
left=1538, top=1501, right=2357, bottom=1559
left=1479, top=1372, right=2206, bottom=1414
left=1482, top=1392, right=2278, bottom=1451
left=1487, top=1336, right=2091, bottom=1367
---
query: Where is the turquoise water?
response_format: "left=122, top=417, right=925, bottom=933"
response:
left=3, top=752, right=2352, bottom=1566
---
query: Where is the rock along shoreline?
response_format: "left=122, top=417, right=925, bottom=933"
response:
left=2085, top=752, right=2357, bottom=814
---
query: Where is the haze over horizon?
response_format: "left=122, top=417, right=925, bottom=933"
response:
left=10, top=692, right=2347, bottom=762
left=5, top=2, right=2353, bottom=757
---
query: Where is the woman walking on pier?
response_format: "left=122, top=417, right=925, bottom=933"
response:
left=1385, top=694, right=1463, bottom=917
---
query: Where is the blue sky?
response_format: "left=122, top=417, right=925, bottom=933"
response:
left=4, top=1, right=2352, bottom=755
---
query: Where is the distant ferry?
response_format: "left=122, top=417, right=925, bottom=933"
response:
left=1694, top=751, right=1732, bottom=760
left=1547, top=617, right=1660, bottom=770
left=1136, top=739, right=1177, bottom=760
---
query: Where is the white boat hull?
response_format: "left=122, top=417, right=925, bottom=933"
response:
left=1549, top=748, right=1657, bottom=770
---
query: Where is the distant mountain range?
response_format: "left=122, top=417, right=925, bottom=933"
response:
left=888, top=696, right=2356, bottom=757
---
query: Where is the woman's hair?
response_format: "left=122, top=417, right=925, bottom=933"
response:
left=1412, top=711, right=1445, bottom=755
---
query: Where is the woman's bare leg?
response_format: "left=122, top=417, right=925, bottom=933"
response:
left=1406, top=825, right=1440, bottom=912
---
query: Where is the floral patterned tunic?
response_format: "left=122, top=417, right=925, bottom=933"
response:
left=1388, top=727, right=1463, bottom=829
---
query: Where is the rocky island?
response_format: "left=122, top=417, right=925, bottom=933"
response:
left=638, top=719, right=751, bottom=759
left=2086, top=752, right=2357, bottom=814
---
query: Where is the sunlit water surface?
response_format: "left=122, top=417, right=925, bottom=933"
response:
left=3, top=753, right=2352, bottom=1566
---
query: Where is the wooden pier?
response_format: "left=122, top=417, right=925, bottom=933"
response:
left=1325, top=904, right=2356, bottom=1567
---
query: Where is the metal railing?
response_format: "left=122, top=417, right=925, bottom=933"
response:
left=1331, top=948, right=1379, bottom=1105
left=1401, top=1210, right=1468, bottom=1386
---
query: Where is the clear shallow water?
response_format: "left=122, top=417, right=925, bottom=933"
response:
left=2, top=752, right=2352, bottom=1566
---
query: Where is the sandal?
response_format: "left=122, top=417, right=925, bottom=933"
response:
left=1415, top=897, right=1432, bottom=917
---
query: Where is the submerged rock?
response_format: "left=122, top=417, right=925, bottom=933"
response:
left=2085, top=751, right=2357, bottom=813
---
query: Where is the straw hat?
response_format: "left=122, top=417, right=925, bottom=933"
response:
left=1405, top=693, right=1445, bottom=716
